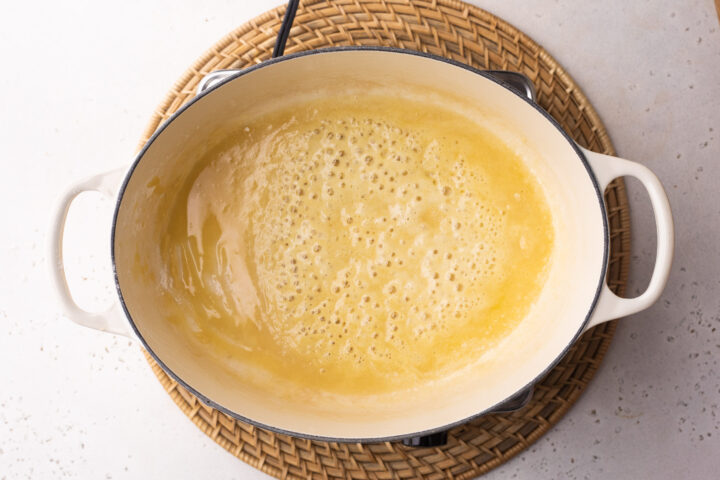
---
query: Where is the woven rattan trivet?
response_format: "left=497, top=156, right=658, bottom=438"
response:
left=139, top=1, right=631, bottom=478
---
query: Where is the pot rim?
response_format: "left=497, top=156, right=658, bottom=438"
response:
left=111, top=45, right=609, bottom=443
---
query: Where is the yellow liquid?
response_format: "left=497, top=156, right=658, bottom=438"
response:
left=159, top=93, right=554, bottom=395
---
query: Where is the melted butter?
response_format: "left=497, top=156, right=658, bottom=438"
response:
left=158, top=93, right=554, bottom=395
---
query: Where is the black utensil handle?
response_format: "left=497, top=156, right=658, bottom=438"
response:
left=273, top=0, right=301, bottom=58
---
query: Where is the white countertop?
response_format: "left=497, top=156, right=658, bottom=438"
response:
left=1, top=1, right=719, bottom=478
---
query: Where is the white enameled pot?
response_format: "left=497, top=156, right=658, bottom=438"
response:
left=50, top=48, right=674, bottom=442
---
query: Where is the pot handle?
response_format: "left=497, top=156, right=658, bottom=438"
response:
left=581, top=148, right=674, bottom=331
left=49, top=168, right=134, bottom=338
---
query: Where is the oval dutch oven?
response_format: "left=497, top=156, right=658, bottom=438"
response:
left=49, top=5, right=673, bottom=445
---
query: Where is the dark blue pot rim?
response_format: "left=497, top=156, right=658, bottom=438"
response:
left=110, top=46, right=609, bottom=443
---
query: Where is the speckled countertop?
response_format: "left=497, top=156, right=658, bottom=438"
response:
left=1, top=1, right=718, bottom=478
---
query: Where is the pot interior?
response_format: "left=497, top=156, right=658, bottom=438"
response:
left=113, top=49, right=606, bottom=440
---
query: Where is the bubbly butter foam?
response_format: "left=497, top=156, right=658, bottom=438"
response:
left=158, top=92, right=554, bottom=395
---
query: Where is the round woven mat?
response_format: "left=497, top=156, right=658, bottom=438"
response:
left=139, top=1, right=631, bottom=478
